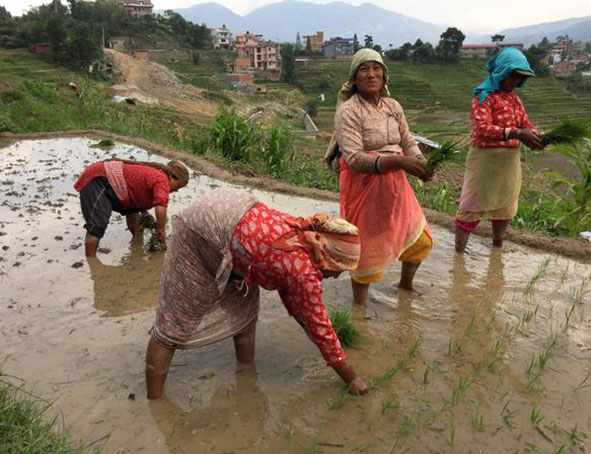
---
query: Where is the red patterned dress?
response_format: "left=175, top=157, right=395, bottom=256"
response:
left=230, top=203, right=346, bottom=368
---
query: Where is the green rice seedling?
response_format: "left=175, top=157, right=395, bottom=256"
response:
left=443, top=376, right=470, bottom=409
left=397, top=415, right=415, bottom=438
left=328, top=308, right=359, bottom=348
left=542, top=119, right=590, bottom=147
left=388, top=439, right=400, bottom=454
left=575, top=369, right=591, bottom=391
left=501, top=398, right=517, bottom=430
left=569, top=425, right=586, bottom=444
left=447, top=418, right=456, bottom=446
left=381, top=396, right=398, bottom=414
left=426, top=138, right=461, bottom=171
left=568, top=279, right=590, bottom=305
left=327, top=388, right=352, bottom=410
left=563, top=301, right=578, bottom=331
left=423, top=361, right=436, bottom=385
left=407, top=337, right=422, bottom=358
left=559, top=264, right=570, bottom=285
left=530, top=406, right=543, bottom=427
left=471, top=408, right=486, bottom=432
left=523, top=257, right=550, bottom=297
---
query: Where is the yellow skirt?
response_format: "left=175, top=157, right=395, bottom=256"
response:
left=351, top=230, right=432, bottom=284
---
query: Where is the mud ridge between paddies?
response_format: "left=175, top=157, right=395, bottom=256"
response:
left=2, top=129, right=590, bottom=263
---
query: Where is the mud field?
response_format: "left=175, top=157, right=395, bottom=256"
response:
left=1, top=138, right=591, bottom=454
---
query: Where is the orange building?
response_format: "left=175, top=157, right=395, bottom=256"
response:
left=303, top=31, right=324, bottom=53
left=110, top=0, right=153, bottom=16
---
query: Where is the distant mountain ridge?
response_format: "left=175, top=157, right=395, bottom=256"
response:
left=168, top=1, right=591, bottom=47
left=170, top=0, right=447, bottom=46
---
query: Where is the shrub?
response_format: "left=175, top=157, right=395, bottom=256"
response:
left=209, top=107, right=260, bottom=162
left=264, top=124, right=295, bottom=177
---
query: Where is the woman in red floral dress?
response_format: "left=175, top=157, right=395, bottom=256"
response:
left=145, top=188, right=367, bottom=398
left=455, top=48, right=544, bottom=253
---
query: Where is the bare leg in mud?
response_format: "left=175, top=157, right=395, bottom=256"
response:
left=85, top=233, right=100, bottom=257
left=145, top=335, right=176, bottom=399
left=233, top=319, right=257, bottom=364
left=492, top=219, right=510, bottom=248
left=351, top=280, right=369, bottom=305
left=455, top=226, right=471, bottom=253
left=399, top=262, right=421, bottom=291
left=126, top=213, right=141, bottom=237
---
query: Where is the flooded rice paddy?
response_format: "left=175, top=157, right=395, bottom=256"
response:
left=1, top=138, right=590, bottom=454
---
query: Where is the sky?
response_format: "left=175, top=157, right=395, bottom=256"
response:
left=1, top=0, right=589, bottom=33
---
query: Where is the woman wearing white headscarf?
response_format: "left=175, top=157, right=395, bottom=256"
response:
left=326, top=49, right=433, bottom=304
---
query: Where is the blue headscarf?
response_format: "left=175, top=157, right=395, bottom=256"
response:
left=473, top=48, right=535, bottom=105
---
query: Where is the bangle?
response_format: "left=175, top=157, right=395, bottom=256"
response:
left=374, top=156, right=381, bottom=174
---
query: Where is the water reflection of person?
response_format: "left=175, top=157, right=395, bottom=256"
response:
left=87, top=241, right=163, bottom=317
left=149, top=367, right=268, bottom=452
left=449, top=250, right=505, bottom=360
left=74, top=158, right=189, bottom=257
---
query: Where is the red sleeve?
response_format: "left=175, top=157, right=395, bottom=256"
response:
left=151, top=173, right=170, bottom=207
left=278, top=272, right=346, bottom=368
left=514, top=95, right=536, bottom=131
left=471, top=97, right=505, bottom=142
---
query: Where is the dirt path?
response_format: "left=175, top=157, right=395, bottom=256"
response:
left=105, top=49, right=218, bottom=117
left=1, top=130, right=590, bottom=263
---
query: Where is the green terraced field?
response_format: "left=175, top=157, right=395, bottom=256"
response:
left=294, top=58, right=591, bottom=134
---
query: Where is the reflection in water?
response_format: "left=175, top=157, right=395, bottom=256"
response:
left=88, top=239, right=164, bottom=317
left=449, top=251, right=505, bottom=360
left=149, top=367, right=268, bottom=453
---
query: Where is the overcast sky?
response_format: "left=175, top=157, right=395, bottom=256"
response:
left=2, top=0, right=589, bottom=33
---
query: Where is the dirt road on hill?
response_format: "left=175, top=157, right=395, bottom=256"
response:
left=105, top=49, right=218, bottom=118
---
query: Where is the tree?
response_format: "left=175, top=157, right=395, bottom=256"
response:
left=491, top=34, right=505, bottom=43
left=64, top=21, right=101, bottom=68
left=295, top=32, right=302, bottom=51
left=585, top=42, right=591, bottom=54
left=436, top=27, right=465, bottom=62
left=524, top=44, right=550, bottom=76
left=353, top=33, right=360, bottom=51
left=385, top=42, right=412, bottom=61
left=538, top=37, right=552, bottom=50
left=373, top=44, right=382, bottom=53
left=412, top=39, right=434, bottom=63
left=280, top=43, right=296, bottom=84
left=364, top=34, right=373, bottom=49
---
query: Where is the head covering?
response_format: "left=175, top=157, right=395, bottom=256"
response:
left=474, top=48, right=535, bottom=105
left=324, top=48, right=390, bottom=170
left=104, top=158, right=190, bottom=188
left=272, top=214, right=360, bottom=272
left=165, top=160, right=190, bottom=187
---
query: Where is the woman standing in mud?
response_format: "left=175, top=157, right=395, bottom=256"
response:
left=145, top=188, right=368, bottom=398
left=455, top=48, right=544, bottom=253
left=74, top=158, right=189, bottom=257
left=326, top=48, right=433, bottom=304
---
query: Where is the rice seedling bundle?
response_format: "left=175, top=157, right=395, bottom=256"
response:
left=328, top=308, right=359, bottom=348
left=542, top=120, right=590, bottom=147
left=426, top=138, right=461, bottom=171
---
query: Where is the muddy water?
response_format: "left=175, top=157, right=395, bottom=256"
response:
left=1, top=138, right=590, bottom=454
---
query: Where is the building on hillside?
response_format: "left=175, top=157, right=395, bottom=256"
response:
left=109, top=0, right=153, bottom=16
left=34, top=43, right=52, bottom=55
left=233, top=32, right=279, bottom=72
left=303, top=31, right=324, bottom=53
left=459, top=44, right=498, bottom=57
left=549, top=37, right=583, bottom=64
left=211, top=25, right=233, bottom=50
left=498, top=42, right=525, bottom=51
left=322, top=37, right=356, bottom=57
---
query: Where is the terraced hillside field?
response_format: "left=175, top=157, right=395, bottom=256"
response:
left=291, top=58, right=591, bottom=137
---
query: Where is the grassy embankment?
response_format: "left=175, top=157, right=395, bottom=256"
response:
left=0, top=373, right=99, bottom=453
left=1, top=50, right=590, bottom=237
